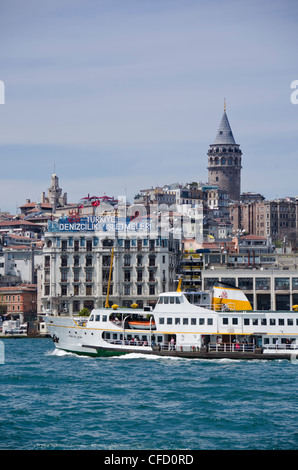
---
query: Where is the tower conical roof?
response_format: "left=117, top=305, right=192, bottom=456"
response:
left=214, top=111, right=236, bottom=145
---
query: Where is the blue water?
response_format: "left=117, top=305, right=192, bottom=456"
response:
left=0, top=338, right=298, bottom=450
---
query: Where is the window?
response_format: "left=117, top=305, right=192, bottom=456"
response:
left=270, top=319, right=276, bottom=326
left=287, top=318, right=294, bottom=326
left=149, top=285, right=155, bottom=296
left=244, top=318, right=250, bottom=325
left=199, top=318, right=205, bottom=325
left=238, top=278, right=253, bottom=290
left=275, top=278, right=290, bottom=290
left=86, top=256, right=92, bottom=267
left=232, top=318, right=238, bottom=325
left=102, top=315, right=107, bottom=322
left=261, top=319, right=267, bottom=326
left=167, top=318, right=172, bottom=325
left=278, top=319, right=285, bottom=326
left=137, top=285, right=142, bottom=296
left=86, top=284, right=92, bottom=295
left=124, top=255, right=131, bottom=266
left=183, top=318, right=189, bottom=325
left=175, top=318, right=180, bottom=325
left=252, top=319, right=258, bottom=326
left=159, top=318, right=165, bottom=324
left=124, top=270, right=131, bottom=282
left=95, top=315, right=100, bottom=321
left=223, top=318, right=229, bottom=325
left=149, top=255, right=156, bottom=267
left=191, top=318, right=196, bottom=325
left=256, top=278, right=270, bottom=290
left=61, top=269, right=68, bottom=282
left=124, top=285, right=130, bottom=296
left=61, top=285, right=67, bottom=296
left=207, top=318, right=213, bottom=325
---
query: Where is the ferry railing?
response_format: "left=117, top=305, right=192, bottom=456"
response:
left=208, top=342, right=255, bottom=353
left=262, top=343, right=298, bottom=351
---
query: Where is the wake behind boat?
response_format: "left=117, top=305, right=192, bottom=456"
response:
left=44, top=283, right=298, bottom=361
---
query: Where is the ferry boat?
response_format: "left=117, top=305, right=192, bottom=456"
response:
left=43, top=283, right=298, bottom=360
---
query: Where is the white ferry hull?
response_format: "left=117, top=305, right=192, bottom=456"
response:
left=44, top=289, right=298, bottom=361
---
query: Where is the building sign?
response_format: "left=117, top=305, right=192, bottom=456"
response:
left=47, top=215, right=152, bottom=233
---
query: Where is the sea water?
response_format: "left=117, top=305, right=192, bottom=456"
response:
left=0, top=338, right=298, bottom=451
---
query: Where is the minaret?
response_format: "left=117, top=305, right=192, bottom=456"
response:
left=207, top=102, right=242, bottom=201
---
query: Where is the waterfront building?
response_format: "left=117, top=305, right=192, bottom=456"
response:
left=41, top=213, right=181, bottom=315
left=0, top=284, right=37, bottom=321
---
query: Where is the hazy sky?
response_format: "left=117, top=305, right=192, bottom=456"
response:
left=0, top=0, right=297, bottom=213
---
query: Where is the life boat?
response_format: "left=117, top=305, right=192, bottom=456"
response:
left=128, top=320, right=156, bottom=330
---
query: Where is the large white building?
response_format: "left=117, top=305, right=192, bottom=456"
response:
left=41, top=212, right=181, bottom=315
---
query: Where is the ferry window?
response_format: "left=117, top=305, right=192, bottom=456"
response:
left=253, top=319, right=258, bottom=325
left=90, top=315, right=94, bottom=321
left=159, top=318, right=164, bottom=324
left=113, top=334, right=117, bottom=340
left=175, top=297, right=181, bottom=304
left=158, top=298, right=163, bottom=304
left=175, top=318, right=180, bottom=325
left=207, top=318, right=213, bottom=325
left=223, top=318, right=229, bottom=325
left=170, top=297, right=175, bottom=304
left=183, top=318, right=188, bottom=325
left=270, top=319, right=276, bottom=326
left=287, top=319, right=294, bottom=326
left=164, top=297, right=169, bottom=304
left=157, top=336, right=163, bottom=343
left=264, top=338, right=270, bottom=344
left=102, top=315, right=107, bottom=322
left=96, top=315, right=100, bottom=321
left=232, top=318, right=238, bottom=325
left=167, top=318, right=172, bottom=324
left=261, top=319, right=267, bottom=326
left=191, top=318, right=196, bottom=325
left=278, top=319, right=285, bottom=326
left=244, top=319, right=250, bottom=325
left=199, top=318, right=205, bottom=325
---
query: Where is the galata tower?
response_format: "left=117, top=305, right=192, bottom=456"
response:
left=207, top=103, right=242, bottom=201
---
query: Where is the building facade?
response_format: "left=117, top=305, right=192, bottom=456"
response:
left=41, top=215, right=181, bottom=315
